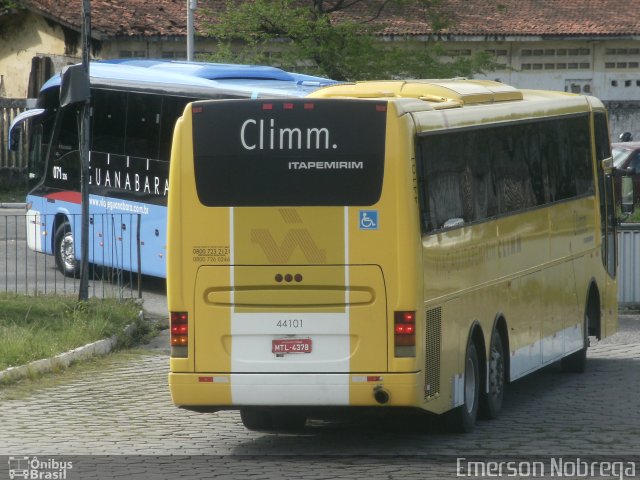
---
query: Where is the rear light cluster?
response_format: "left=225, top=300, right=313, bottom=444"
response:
left=262, top=102, right=315, bottom=111
left=394, top=311, right=416, bottom=344
left=394, top=311, right=416, bottom=357
left=171, top=312, right=188, bottom=357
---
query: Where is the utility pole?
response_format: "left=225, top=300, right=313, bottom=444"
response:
left=187, top=0, right=197, bottom=61
left=79, top=0, right=91, bottom=301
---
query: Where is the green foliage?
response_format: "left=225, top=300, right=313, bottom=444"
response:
left=201, top=0, right=497, bottom=81
left=619, top=207, right=640, bottom=224
left=0, top=0, right=17, bottom=10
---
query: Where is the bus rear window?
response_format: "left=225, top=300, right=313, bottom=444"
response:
left=191, top=99, right=386, bottom=206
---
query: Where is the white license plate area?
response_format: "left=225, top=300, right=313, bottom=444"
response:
left=272, top=338, right=312, bottom=354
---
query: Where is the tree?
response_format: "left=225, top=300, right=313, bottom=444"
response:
left=201, top=0, right=496, bottom=81
left=0, top=0, right=17, bottom=11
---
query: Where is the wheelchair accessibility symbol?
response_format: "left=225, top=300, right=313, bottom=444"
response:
left=359, top=210, right=378, bottom=230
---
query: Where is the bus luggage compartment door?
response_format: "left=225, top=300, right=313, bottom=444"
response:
left=193, top=265, right=387, bottom=374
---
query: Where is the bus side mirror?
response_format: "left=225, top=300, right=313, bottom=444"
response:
left=60, top=64, right=90, bottom=107
left=8, top=108, right=46, bottom=152
left=621, top=175, right=635, bottom=214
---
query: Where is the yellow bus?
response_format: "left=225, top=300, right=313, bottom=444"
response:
left=167, top=79, right=618, bottom=432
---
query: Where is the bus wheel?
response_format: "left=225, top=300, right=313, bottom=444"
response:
left=446, top=341, right=480, bottom=433
left=240, top=408, right=306, bottom=432
left=480, top=331, right=505, bottom=419
left=561, top=312, right=588, bottom=373
left=271, top=409, right=307, bottom=431
left=54, top=221, right=78, bottom=277
left=240, top=408, right=272, bottom=431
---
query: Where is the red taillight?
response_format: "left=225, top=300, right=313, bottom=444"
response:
left=394, top=323, right=415, bottom=335
left=394, top=310, right=416, bottom=347
left=170, top=312, right=188, bottom=348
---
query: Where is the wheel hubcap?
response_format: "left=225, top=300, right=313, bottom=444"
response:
left=61, top=232, right=76, bottom=270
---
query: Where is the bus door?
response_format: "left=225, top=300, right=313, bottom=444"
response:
left=188, top=98, right=389, bottom=376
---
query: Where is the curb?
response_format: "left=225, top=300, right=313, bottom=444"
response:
left=0, top=312, right=143, bottom=384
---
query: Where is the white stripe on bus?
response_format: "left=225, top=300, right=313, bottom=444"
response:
left=230, top=373, right=350, bottom=406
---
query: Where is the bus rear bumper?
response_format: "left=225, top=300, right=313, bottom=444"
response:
left=169, top=372, right=422, bottom=408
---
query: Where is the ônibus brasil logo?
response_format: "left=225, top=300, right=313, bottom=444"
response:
left=8, top=456, right=73, bottom=479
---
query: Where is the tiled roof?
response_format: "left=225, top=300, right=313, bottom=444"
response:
left=18, top=0, right=640, bottom=38
left=21, top=0, right=190, bottom=38
left=331, top=0, right=640, bottom=37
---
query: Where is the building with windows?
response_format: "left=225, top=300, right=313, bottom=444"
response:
left=1, top=0, right=640, bottom=137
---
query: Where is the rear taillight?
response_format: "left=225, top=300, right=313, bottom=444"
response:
left=171, top=312, right=188, bottom=357
left=394, top=311, right=416, bottom=357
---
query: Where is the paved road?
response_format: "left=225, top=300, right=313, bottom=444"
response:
left=1, top=316, right=639, bottom=479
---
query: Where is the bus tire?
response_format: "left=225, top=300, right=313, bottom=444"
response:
left=240, top=408, right=272, bottom=431
left=480, top=330, right=505, bottom=419
left=445, top=341, right=480, bottom=433
left=54, top=221, right=78, bottom=277
left=240, top=408, right=306, bottom=432
left=271, top=409, right=307, bottom=430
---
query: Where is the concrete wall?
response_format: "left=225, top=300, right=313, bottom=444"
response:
left=466, top=39, right=640, bottom=102
left=606, top=101, right=640, bottom=142
left=0, top=12, right=71, bottom=98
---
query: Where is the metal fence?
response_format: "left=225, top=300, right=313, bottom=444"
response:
left=0, top=212, right=141, bottom=299
left=0, top=99, right=28, bottom=171
left=618, top=224, right=640, bottom=307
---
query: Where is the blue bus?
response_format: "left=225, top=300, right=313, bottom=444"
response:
left=9, top=60, right=335, bottom=278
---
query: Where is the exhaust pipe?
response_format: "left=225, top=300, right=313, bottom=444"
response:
left=373, top=386, right=390, bottom=404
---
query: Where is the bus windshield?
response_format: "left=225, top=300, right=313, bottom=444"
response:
left=612, top=146, right=631, bottom=169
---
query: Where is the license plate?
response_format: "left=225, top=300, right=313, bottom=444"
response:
left=272, top=338, right=312, bottom=354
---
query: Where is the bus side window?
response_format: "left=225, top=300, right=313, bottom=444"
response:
left=126, top=92, right=162, bottom=159
left=417, top=116, right=590, bottom=234
left=159, top=96, right=194, bottom=162
left=418, top=134, right=467, bottom=231
left=92, top=89, right=126, bottom=155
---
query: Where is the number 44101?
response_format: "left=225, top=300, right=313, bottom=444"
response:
left=276, top=319, right=303, bottom=328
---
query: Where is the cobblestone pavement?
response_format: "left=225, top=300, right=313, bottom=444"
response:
left=1, top=316, right=639, bottom=479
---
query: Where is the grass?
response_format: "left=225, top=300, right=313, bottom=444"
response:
left=0, top=293, right=144, bottom=371
left=619, top=207, right=640, bottom=224
left=0, top=175, right=27, bottom=203
left=0, top=185, right=26, bottom=203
